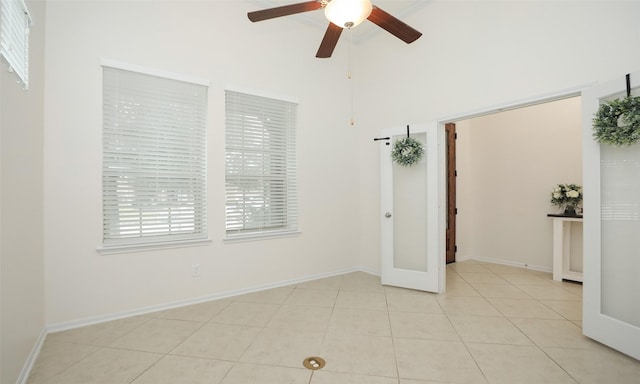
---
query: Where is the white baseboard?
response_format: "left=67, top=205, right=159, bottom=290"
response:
left=358, top=265, right=380, bottom=277
left=16, top=327, right=47, bottom=384
left=454, top=254, right=474, bottom=262
left=459, top=255, right=552, bottom=273
left=46, top=266, right=361, bottom=334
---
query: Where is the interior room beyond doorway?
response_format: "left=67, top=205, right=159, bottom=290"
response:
left=452, top=96, right=582, bottom=273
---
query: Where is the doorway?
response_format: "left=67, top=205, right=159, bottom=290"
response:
left=444, top=94, right=582, bottom=270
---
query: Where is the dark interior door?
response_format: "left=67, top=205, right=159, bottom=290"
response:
left=445, top=123, right=456, bottom=264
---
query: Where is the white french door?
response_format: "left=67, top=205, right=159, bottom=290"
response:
left=582, top=71, right=640, bottom=360
left=380, top=122, right=445, bottom=293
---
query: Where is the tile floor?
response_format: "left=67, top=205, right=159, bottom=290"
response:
left=27, top=260, right=640, bottom=384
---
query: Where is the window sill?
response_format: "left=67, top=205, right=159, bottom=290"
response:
left=224, top=230, right=301, bottom=244
left=97, top=238, right=212, bottom=255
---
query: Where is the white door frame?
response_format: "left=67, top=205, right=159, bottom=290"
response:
left=437, top=85, right=589, bottom=124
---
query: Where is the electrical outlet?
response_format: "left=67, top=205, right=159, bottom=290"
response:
left=192, top=264, right=201, bottom=277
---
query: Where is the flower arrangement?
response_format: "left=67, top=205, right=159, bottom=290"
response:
left=391, top=137, right=424, bottom=167
left=551, top=184, right=583, bottom=214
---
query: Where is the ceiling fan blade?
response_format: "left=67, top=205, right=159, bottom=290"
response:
left=367, top=6, right=422, bottom=44
left=248, top=1, right=323, bottom=22
left=316, top=22, right=343, bottom=58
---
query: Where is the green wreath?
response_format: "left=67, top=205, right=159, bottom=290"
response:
left=593, top=96, right=640, bottom=146
left=391, top=136, right=424, bottom=167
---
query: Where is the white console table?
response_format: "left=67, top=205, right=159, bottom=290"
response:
left=547, top=214, right=583, bottom=282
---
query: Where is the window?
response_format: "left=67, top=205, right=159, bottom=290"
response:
left=225, top=90, right=298, bottom=239
left=102, top=64, right=208, bottom=250
left=0, top=0, right=31, bottom=88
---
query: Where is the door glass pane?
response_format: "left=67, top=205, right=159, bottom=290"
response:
left=392, top=132, right=428, bottom=272
left=600, top=138, right=640, bottom=327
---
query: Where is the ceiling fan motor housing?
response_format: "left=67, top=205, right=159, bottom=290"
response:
left=324, top=0, right=373, bottom=29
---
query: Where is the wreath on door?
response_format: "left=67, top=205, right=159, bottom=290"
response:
left=593, top=96, right=640, bottom=146
left=391, top=136, right=424, bottom=167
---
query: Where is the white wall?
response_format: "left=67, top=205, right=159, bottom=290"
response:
left=356, top=1, right=640, bottom=272
left=43, top=1, right=362, bottom=325
left=456, top=97, right=582, bottom=269
left=0, top=0, right=46, bottom=382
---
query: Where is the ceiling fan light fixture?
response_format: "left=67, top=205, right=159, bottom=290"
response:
left=324, top=0, right=373, bottom=29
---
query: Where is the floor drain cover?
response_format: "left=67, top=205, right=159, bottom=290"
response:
left=303, top=356, right=326, bottom=370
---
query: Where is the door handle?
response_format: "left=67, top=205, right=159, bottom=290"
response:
left=385, top=212, right=392, bottom=218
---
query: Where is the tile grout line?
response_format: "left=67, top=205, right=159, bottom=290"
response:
left=220, top=288, right=296, bottom=382
left=382, top=286, right=402, bottom=384
left=159, top=299, right=238, bottom=381
left=505, top=281, right=583, bottom=384
left=126, top=302, right=236, bottom=384
left=442, top=266, right=492, bottom=384
left=34, top=315, right=159, bottom=384
left=484, top=269, right=583, bottom=384
left=303, top=275, right=343, bottom=384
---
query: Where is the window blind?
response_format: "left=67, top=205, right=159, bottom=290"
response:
left=225, top=90, right=297, bottom=237
left=0, top=0, right=31, bottom=88
left=102, top=66, right=207, bottom=247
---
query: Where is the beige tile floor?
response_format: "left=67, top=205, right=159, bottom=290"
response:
left=27, top=260, right=640, bottom=384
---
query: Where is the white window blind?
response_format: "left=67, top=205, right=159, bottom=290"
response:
left=102, top=65, right=208, bottom=248
left=225, top=90, right=298, bottom=238
left=0, top=0, right=31, bottom=88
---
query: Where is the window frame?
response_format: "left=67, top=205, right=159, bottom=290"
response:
left=99, top=60, right=210, bottom=254
left=224, top=88, right=299, bottom=242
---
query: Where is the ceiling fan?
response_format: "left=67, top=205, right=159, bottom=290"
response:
left=248, top=0, right=422, bottom=58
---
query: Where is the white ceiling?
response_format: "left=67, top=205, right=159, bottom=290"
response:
left=245, top=0, right=430, bottom=44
